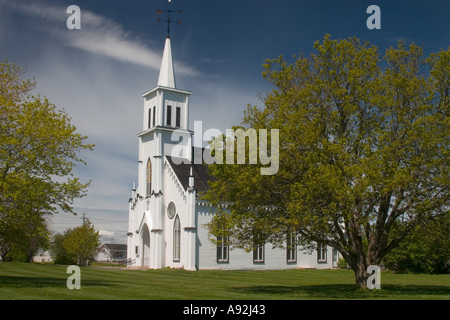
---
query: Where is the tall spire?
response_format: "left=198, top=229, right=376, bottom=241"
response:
left=156, top=0, right=181, bottom=88
left=157, top=37, right=176, bottom=88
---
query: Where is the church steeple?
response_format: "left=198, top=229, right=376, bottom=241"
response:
left=157, top=37, right=176, bottom=88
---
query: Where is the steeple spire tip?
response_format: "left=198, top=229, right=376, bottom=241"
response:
left=157, top=37, right=176, bottom=88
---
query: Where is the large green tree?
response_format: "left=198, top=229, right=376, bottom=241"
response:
left=205, top=36, right=449, bottom=288
left=0, top=60, right=94, bottom=259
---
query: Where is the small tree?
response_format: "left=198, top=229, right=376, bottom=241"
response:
left=49, top=232, right=77, bottom=265
left=63, top=221, right=101, bottom=266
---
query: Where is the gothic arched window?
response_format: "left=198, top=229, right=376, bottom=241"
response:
left=173, top=215, right=180, bottom=262
left=146, top=158, right=152, bottom=197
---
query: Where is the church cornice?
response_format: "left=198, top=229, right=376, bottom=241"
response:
left=195, top=200, right=231, bottom=209
left=137, top=126, right=193, bottom=138
left=142, top=85, right=191, bottom=98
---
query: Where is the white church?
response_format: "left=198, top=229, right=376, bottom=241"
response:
left=126, top=36, right=340, bottom=270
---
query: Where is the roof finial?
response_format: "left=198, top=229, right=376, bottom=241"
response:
left=157, top=0, right=182, bottom=38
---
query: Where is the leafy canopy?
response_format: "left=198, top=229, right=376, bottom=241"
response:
left=0, top=59, right=94, bottom=217
left=0, top=59, right=94, bottom=260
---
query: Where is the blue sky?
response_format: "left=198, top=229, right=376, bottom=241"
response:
left=1, top=0, right=448, bottom=243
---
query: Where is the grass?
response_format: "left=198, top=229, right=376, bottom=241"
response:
left=0, top=262, right=449, bottom=300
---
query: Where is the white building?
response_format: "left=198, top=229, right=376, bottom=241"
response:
left=127, top=36, right=340, bottom=270
left=96, top=243, right=127, bottom=263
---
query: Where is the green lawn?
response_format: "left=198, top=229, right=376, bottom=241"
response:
left=0, top=262, right=449, bottom=300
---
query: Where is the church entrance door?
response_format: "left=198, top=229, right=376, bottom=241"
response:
left=142, top=224, right=150, bottom=267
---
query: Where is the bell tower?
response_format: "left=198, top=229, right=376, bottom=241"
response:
left=140, top=36, right=192, bottom=160
left=128, top=0, right=193, bottom=269
left=133, top=33, right=192, bottom=268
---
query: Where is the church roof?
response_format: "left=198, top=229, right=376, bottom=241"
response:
left=166, top=148, right=215, bottom=195
left=102, top=243, right=127, bottom=252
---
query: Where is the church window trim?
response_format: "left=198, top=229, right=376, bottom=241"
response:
left=175, top=106, right=181, bottom=127
left=286, top=233, right=297, bottom=263
left=216, top=235, right=229, bottom=263
left=173, top=215, right=181, bottom=262
left=148, top=108, right=152, bottom=128
left=166, top=105, right=172, bottom=126
left=152, top=106, right=156, bottom=127
left=252, top=235, right=265, bottom=263
left=146, top=158, right=152, bottom=197
left=317, top=242, right=327, bottom=263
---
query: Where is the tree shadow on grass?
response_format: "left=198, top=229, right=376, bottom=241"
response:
left=230, top=284, right=450, bottom=299
left=0, top=276, right=112, bottom=289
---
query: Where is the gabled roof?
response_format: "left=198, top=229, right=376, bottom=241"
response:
left=102, top=244, right=127, bottom=251
left=165, top=148, right=215, bottom=195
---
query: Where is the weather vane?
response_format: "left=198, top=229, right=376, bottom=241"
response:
left=156, top=0, right=182, bottom=38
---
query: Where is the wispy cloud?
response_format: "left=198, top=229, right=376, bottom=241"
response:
left=0, top=0, right=198, bottom=76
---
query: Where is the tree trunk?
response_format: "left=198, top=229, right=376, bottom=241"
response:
left=353, top=261, right=368, bottom=289
left=347, top=249, right=369, bottom=289
left=26, top=248, right=35, bottom=263
left=349, top=249, right=382, bottom=289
